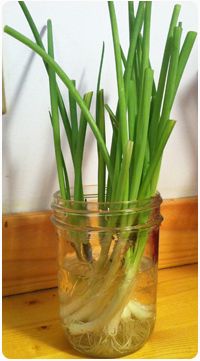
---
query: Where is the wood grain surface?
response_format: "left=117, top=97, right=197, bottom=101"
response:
left=2, top=264, right=198, bottom=359
left=159, top=197, right=198, bottom=268
left=2, top=211, right=57, bottom=296
left=2, top=197, right=198, bottom=296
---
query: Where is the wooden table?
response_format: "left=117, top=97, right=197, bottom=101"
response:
left=2, top=264, right=198, bottom=359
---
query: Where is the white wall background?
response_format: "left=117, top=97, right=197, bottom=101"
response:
left=2, top=1, right=198, bottom=213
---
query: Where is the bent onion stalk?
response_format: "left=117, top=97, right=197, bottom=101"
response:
left=4, top=0, right=196, bottom=351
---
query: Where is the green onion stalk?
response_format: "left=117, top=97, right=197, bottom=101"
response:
left=4, top=0, right=196, bottom=350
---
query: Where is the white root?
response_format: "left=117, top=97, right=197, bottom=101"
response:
left=65, top=307, right=154, bottom=357
left=127, top=300, right=154, bottom=320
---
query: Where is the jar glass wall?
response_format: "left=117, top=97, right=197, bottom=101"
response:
left=51, top=186, right=163, bottom=358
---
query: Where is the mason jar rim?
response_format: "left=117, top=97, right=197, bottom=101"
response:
left=51, top=185, right=162, bottom=214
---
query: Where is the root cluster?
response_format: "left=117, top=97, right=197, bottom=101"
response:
left=58, top=248, right=155, bottom=356
left=65, top=315, right=154, bottom=357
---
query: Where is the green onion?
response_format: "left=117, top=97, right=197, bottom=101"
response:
left=105, top=104, right=118, bottom=203
left=96, top=89, right=106, bottom=203
left=120, top=46, right=127, bottom=68
left=124, top=2, right=145, bottom=96
left=128, top=1, right=134, bottom=42
left=69, top=80, right=78, bottom=154
left=96, top=43, right=106, bottom=204
left=128, top=79, right=137, bottom=141
left=149, top=4, right=181, bottom=155
left=74, top=92, right=93, bottom=201
left=139, top=120, right=176, bottom=198
left=96, top=42, right=105, bottom=94
left=4, top=1, right=196, bottom=346
left=49, top=111, right=70, bottom=199
left=108, top=2, right=128, bottom=154
left=105, top=104, right=118, bottom=131
left=112, top=140, right=133, bottom=203
left=19, top=1, right=73, bottom=158
left=141, top=2, right=152, bottom=90
left=175, top=31, right=197, bottom=96
left=158, top=24, right=182, bottom=138
left=47, top=19, right=67, bottom=200
left=130, top=67, right=154, bottom=200
left=4, top=25, right=113, bottom=183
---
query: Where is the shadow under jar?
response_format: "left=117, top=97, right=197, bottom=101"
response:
left=51, top=185, right=163, bottom=358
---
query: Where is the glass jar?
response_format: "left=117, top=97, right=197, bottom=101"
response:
left=51, top=186, right=163, bottom=358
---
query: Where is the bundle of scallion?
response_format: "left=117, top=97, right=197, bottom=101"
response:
left=4, top=1, right=196, bottom=355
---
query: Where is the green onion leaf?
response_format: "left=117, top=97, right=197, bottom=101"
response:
left=19, top=1, right=73, bottom=159
left=149, top=4, right=181, bottom=155
left=97, top=89, right=106, bottom=203
left=158, top=24, right=182, bottom=138
left=47, top=19, right=68, bottom=199
left=130, top=67, right=154, bottom=200
left=139, top=120, right=176, bottom=198
left=108, top=1, right=128, bottom=154
left=4, top=25, right=114, bottom=183
left=74, top=92, right=93, bottom=201
left=69, top=80, right=78, bottom=153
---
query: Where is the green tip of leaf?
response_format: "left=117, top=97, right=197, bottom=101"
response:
left=175, top=4, right=181, bottom=12
left=189, top=31, right=197, bottom=39
left=169, top=119, right=176, bottom=127
left=4, top=25, right=9, bottom=33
